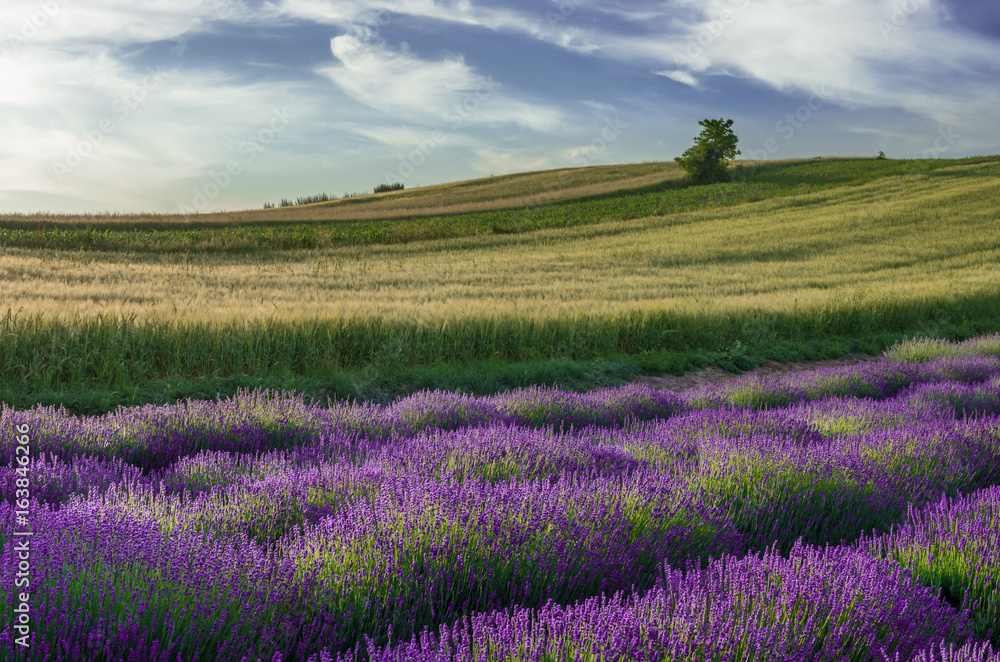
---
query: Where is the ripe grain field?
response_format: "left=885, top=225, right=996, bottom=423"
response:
left=0, top=156, right=998, bottom=412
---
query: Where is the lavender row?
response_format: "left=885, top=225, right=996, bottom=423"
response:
left=16, top=462, right=999, bottom=661
left=686, top=355, right=1000, bottom=410
left=0, top=499, right=290, bottom=661
left=0, top=384, right=683, bottom=473
left=619, top=419, right=1000, bottom=554
left=372, top=399, right=1000, bottom=556
left=273, top=469, right=742, bottom=652
left=0, top=390, right=355, bottom=472
left=70, top=396, right=1000, bottom=556
left=322, top=456, right=1000, bottom=661
left=334, top=540, right=981, bottom=662
left=859, top=485, right=1000, bottom=647
left=4, top=382, right=997, bottom=557
left=3, top=352, right=999, bottom=476
left=0, top=465, right=743, bottom=659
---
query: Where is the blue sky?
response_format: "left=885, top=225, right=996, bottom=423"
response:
left=1, top=0, right=998, bottom=214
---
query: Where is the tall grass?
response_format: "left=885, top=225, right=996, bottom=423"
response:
left=1, top=290, right=999, bottom=395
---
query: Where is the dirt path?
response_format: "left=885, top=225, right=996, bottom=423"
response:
left=636, top=354, right=878, bottom=393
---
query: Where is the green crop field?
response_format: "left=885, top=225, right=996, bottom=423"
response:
left=0, top=155, right=998, bottom=413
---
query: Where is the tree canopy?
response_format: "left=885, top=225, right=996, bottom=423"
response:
left=674, top=118, right=741, bottom=184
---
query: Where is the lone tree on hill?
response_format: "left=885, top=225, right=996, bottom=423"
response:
left=675, top=118, right=740, bottom=184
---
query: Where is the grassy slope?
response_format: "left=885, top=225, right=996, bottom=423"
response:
left=1, top=156, right=999, bottom=413
left=0, top=161, right=682, bottom=230
left=0, top=157, right=983, bottom=250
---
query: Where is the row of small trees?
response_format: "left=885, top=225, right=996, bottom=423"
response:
left=262, top=182, right=404, bottom=209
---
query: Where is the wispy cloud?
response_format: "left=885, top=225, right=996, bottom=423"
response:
left=317, top=34, right=563, bottom=132
left=319, top=34, right=484, bottom=117
left=469, top=148, right=550, bottom=176
left=346, top=123, right=479, bottom=153
left=654, top=69, right=698, bottom=87
left=0, top=0, right=215, bottom=47
left=531, top=0, right=1000, bottom=131
left=0, top=44, right=319, bottom=211
left=271, top=0, right=552, bottom=37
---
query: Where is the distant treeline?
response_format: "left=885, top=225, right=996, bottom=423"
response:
left=263, top=182, right=405, bottom=208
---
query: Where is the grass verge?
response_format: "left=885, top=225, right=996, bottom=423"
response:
left=4, top=312, right=992, bottom=416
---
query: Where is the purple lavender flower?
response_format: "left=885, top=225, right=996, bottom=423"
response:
left=343, top=540, right=974, bottom=662
left=859, top=485, right=1000, bottom=647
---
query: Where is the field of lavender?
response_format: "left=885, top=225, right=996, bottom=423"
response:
left=2, top=335, right=1000, bottom=661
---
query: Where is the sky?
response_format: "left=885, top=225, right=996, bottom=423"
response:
left=1, top=0, right=998, bottom=214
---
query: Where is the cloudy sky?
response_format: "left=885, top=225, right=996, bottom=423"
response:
left=1, top=0, right=998, bottom=214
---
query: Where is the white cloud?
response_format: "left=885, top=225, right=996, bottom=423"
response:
left=469, top=148, right=549, bottom=176
left=317, top=34, right=563, bottom=132
left=529, top=0, right=1000, bottom=133
left=582, top=99, right=618, bottom=114
left=0, top=0, right=215, bottom=47
left=346, top=123, right=481, bottom=153
left=654, top=69, right=698, bottom=87
left=271, top=0, right=551, bottom=37
left=4, top=0, right=998, bottom=212
left=674, top=0, right=1000, bottom=138
left=0, top=0, right=570, bottom=213
left=320, top=34, right=484, bottom=116
left=167, top=0, right=1000, bottom=142
left=0, top=45, right=321, bottom=211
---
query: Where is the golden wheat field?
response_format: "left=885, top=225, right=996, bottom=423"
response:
left=0, top=160, right=996, bottom=327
